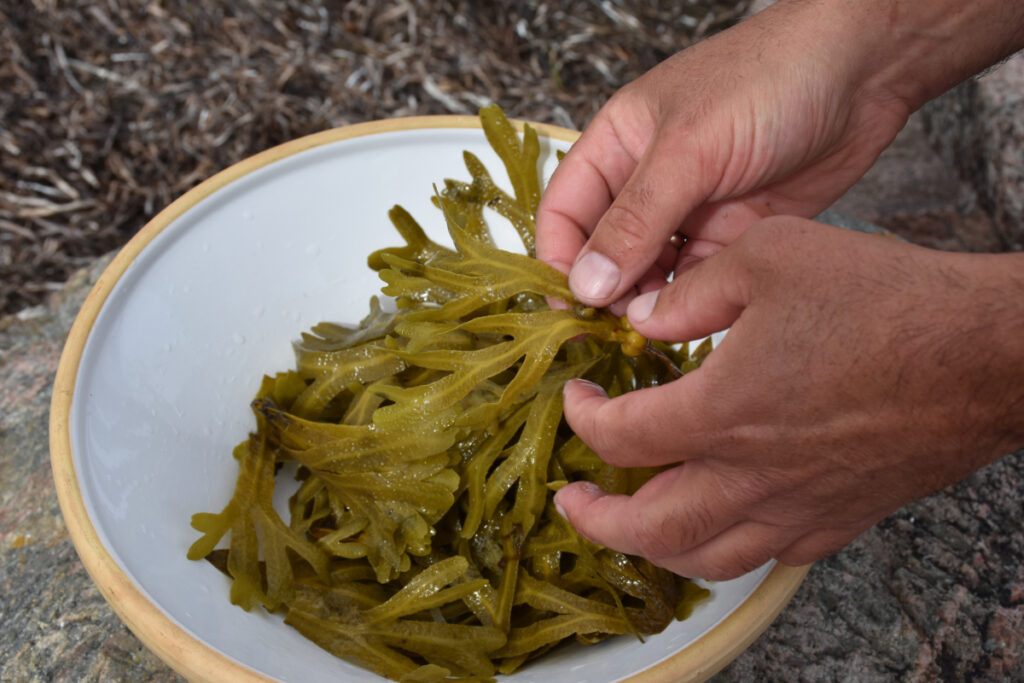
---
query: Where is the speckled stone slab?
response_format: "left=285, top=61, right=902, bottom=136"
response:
left=2, top=251, right=1021, bottom=681
left=922, top=52, right=1024, bottom=251
left=0, top=254, right=183, bottom=682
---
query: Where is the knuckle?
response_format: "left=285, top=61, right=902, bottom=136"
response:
left=701, top=545, right=773, bottom=582
left=602, top=200, right=656, bottom=252
left=629, top=513, right=678, bottom=560
left=578, top=401, right=632, bottom=466
left=671, top=493, right=716, bottom=547
left=721, top=469, right=782, bottom=508
left=630, top=493, right=714, bottom=561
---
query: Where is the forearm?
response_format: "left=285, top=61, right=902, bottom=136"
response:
left=758, top=0, right=1024, bottom=111
left=855, top=0, right=1024, bottom=109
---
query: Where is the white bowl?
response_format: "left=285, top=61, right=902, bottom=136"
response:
left=50, top=116, right=808, bottom=682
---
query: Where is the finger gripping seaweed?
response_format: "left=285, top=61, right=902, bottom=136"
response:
left=188, top=105, right=712, bottom=681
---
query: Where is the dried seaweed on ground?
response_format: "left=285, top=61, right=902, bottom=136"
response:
left=0, top=0, right=749, bottom=316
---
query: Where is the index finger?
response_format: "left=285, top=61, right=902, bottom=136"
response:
left=536, top=117, right=643, bottom=275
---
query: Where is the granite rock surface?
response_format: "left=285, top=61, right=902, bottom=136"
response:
left=1, top=254, right=181, bottom=682
left=921, top=53, right=1024, bottom=251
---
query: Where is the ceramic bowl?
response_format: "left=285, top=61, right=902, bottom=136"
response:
left=50, top=116, right=808, bottom=682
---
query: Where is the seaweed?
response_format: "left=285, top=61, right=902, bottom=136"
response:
left=188, top=104, right=713, bottom=681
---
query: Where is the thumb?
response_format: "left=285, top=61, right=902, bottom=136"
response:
left=624, top=232, right=755, bottom=342
left=567, top=128, right=709, bottom=307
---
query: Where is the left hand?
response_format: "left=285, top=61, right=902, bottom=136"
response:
left=534, top=0, right=914, bottom=312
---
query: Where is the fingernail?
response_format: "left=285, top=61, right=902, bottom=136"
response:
left=577, top=481, right=605, bottom=498
left=628, top=290, right=658, bottom=323
left=570, top=252, right=620, bottom=302
left=565, top=378, right=607, bottom=397
left=547, top=296, right=570, bottom=311
left=554, top=481, right=604, bottom=521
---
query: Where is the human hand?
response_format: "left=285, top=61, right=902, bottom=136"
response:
left=536, top=1, right=913, bottom=310
left=554, top=218, right=1024, bottom=580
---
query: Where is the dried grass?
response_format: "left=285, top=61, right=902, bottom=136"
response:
left=0, top=0, right=749, bottom=316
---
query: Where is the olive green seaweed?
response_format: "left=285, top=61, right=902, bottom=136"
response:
left=188, top=104, right=714, bottom=682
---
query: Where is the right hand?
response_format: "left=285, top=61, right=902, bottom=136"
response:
left=553, top=217, right=1024, bottom=580
left=536, top=0, right=913, bottom=309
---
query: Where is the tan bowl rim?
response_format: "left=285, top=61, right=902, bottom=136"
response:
left=49, top=114, right=810, bottom=683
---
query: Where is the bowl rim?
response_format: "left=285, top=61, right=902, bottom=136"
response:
left=49, top=114, right=810, bottom=683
